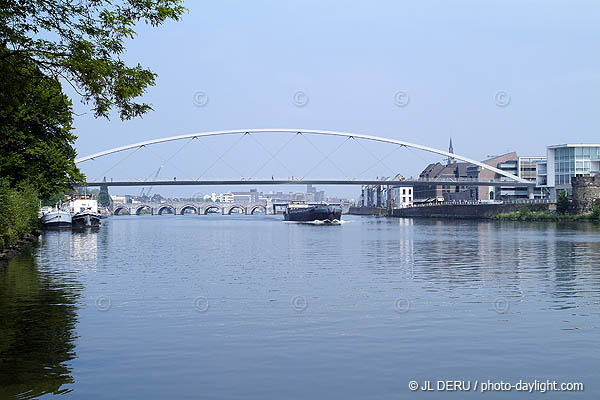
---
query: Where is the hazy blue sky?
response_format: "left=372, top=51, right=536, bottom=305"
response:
left=70, top=0, right=600, bottom=198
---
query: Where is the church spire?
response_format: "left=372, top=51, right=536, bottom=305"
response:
left=447, top=137, right=455, bottom=165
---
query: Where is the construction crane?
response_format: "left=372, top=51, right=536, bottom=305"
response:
left=140, top=165, right=163, bottom=197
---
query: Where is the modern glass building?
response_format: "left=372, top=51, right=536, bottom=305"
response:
left=536, top=144, right=600, bottom=198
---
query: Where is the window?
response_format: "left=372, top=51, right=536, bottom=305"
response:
left=583, top=147, right=591, bottom=158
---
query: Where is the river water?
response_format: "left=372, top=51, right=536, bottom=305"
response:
left=0, top=215, right=599, bottom=399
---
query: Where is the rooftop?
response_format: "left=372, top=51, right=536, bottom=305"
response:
left=547, top=143, right=600, bottom=149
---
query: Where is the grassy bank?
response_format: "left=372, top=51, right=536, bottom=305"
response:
left=493, top=207, right=600, bottom=222
left=0, top=180, right=40, bottom=250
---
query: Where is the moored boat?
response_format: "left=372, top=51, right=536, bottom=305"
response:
left=66, top=194, right=102, bottom=228
left=283, top=201, right=342, bottom=223
left=40, top=207, right=72, bottom=228
left=72, top=211, right=101, bottom=228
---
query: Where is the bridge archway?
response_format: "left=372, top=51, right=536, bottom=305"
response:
left=226, top=205, right=246, bottom=215
left=135, top=205, right=153, bottom=215
left=203, top=205, right=221, bottom=215
left=249, top=205, right=266, bottom=214
left=113, top=206, right=130, bottom=215
left=157, top=205, right=175, bottom=215
left=179, top=205, right=198, bottom=215
left=75, top=129, right=529, bottom=184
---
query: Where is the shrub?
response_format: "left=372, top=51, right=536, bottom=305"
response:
left=592, top=205, right=600, bottom=221
left=0, top=180, right=40, bottom=250
left=556, top=190, right=570, bottom=215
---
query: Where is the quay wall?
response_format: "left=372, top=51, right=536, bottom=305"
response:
left=392, top=203, right=553, bottom=219
left=348, top=206, right=387, bottom=216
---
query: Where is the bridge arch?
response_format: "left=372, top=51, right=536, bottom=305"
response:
left=179, top=205, right=198, bottom=215
left=203, top=205, right=221, bottom=215
left=113, top=206, right=130, bottom=215
left=225, top=205, right=246, bottom=215
left=75, top=129, right=529, bottom=184
left=157, top=205, right=175, bottom=215
left=249, top=205, right=266, bottom=214
left=135, top=205, right=153, bottom=215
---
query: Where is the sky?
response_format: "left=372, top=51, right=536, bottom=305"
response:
left=69, top=0, right=600, bottom=198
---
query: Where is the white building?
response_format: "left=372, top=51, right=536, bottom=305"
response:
left=393, top=186, right=413, bottom=208
left=217, top=192, right=234, bottom=203
left=536, top=144, right=600, bottom=199
left=110, top=195, right=126, bottom=203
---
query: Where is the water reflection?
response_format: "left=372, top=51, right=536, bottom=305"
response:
left=1, top=217, right=600, bottom=398
left=0, top=249, right=82, bottom=398
left=406, top=220, right=600, bottom=309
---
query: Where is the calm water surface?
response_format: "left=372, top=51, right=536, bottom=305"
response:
left=1, top=215, right=599, bottom=399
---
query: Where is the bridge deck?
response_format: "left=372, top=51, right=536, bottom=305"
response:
left=84, top=179, right=536, bottom=187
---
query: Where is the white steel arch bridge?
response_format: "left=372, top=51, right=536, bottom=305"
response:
left=76, top=128, right=532, bottom=187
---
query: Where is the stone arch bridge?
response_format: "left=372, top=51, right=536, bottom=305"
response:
left=112, top=201, right=269, bottom=216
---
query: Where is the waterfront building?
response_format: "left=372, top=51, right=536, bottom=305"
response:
left=230, top=189, right=259, bottom=202
left=415, top=138, right=471, bottom=202
left=360, top=175, right=410, bottom=208
left=416, top=161, right=470, bottom=202
left=217, top=192, right=234, bottom=203
left=392, top=186, right=413, bottom=208
left=536, top=144, right=600, bottom=199
left=360, top=184, right=382, bottom=207
left=110, top=195, right=127, bottom=204
left=466, top=153, right=545, bottom=200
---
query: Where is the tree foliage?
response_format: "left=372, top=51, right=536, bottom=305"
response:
left=0, top=48, right=83, bottom=199
left=0, top=0, right=186, bottom=120
left=0, top=0, right=185, bottom=203
left=98, top=185, right=111, bottom=207
left=556, top=190, right=570, bottom=215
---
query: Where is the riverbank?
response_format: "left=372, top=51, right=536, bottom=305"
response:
left=0, top=181, right=41, bottom=263
left=0, top=230, right=40, bottom=266
left=493, top=207, right=600, bottom=222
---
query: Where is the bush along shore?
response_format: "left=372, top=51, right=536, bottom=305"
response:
left=493, top=206, right=600, bottom=222
left=0, top=180, right=41, bottom=265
